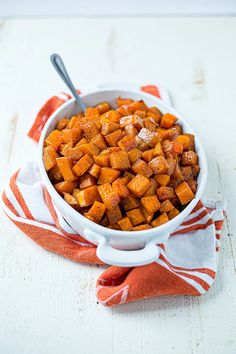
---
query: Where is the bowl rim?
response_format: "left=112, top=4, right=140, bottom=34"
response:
left=38, top=88, right=207, bottom=238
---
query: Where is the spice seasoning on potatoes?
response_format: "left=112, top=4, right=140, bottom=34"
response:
left=44, top=97, right=200, bottom=230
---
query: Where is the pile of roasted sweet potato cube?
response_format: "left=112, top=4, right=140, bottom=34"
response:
left=43, top=98, right=199, bottom=231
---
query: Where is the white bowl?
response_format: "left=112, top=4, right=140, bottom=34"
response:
left=38, top=89, right=207, bottom=267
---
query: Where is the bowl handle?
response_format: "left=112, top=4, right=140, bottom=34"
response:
left=84, top=229, right=170, bottom=267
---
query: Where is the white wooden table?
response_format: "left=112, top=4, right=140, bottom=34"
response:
left=0, top=17, right=236, bottom=354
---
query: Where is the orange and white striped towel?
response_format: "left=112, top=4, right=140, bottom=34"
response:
left=1, top=84, right=226, bottom=306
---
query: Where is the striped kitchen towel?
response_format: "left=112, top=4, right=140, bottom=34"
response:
left=1, top=84, right=226, bottom=306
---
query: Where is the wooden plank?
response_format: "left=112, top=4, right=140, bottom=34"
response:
left=0, top=17, right=235, bottom=354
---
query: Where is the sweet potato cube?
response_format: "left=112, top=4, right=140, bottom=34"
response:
left=78, top=142, right=100, bottom=157
left=100, top=110, right=120, bottom=124
left=133, top=224, right=152, bottom=231
left=112, top=178, right=130, bottom=199
left=181, top=166, right=193, bottom=182
left=63, top=192, right=79, bottom=209
left=80, top=173, right=97, bottom=189
left=90, top=134, right=107, bottom=150
left=141, top=207, right=154, bottom=223
left=143, top=118, right=156, bottom=132
left=96, top=102, right=110, bottom=114
left=61, top=143, right=84, bottom=160
left=45, top=130, right=63, bottom=150
left=155, top=174, right=170, bottom=186
left=48, top=164, right=63, bottom=182
left=109, top=223, right=122, bottom=230
left=101, top=215, right=109, bottom=227
left=148, top=156, right=169, bottom=175
left=160, top=200, right=174, bottom=213
left=62, top=128, right=82, bottom=145
left=128, top=100, right=148, bottom=113
left=86, top=201, right=106, bottom=222
left=182, top=151, right=198, bottom=166
left=110, top=151, right=131, bottom=170
left=127, top=174, right=151, bottom=197
left=98, top=167, right=120, bottom=185
left=160, top=113, right=177, bottom=128
left=188, top=179, right=197, bottom=193
left=56, top=117, right=69, bottom=130
left=72, top=154, right=94, bottom=177
left=141, top=195, right=161, bottom=214
left=120, top=196, right=141, bottom=211
left=144, top=178, right=158, bottom=196
left=116, top=97, right=133, bottom=107
left=105, top=129, right=125, bottom=147
left=117, top=217, right=133, bottom=231
left=163, top=140, right=183, bottom=156
left=147, top=107, right=162, bottom=123
left=56, top=157, right=78, bottom=181
left=101, top=122, right=119, bottom=135
left=168, top=208, right=180, bottom=220
left=192, top=165, right=200, bottom=177
left=151, top=213, right=169, bottom=227
left=156, top=186, right=176, bottom=201
left=118, top=134, right=137, bottom=152
left=106, top=205, right=122, bottom=225
left=76, top=138, right=88, bottom=146
left=176, top=135, right=190, bottom=150
left=138, top=128, right=160, bottom=148
left=54, top=181, right=78, bottom=195
left=184, top=134, right=195, bottom=151
left=128, top=148, right=142, bottom=163
left=142, top=149, right=154, bottom=163
left=175, top=181, right=195, bottom=205
left=76, top=186, right=100, bottom=207
left=119, top=114, right=143, bottom=130
left=153, top=142, right=164, bottom=157
left=82, top=121, right=100, bottom=141
left=89, top=163, right=101, bottom=178
left=134, top=110, right=146, bottom=118
left=131, top=159, right=153, bottom=178
left=85, top=107, right=100, bottom=117
left=66, top=115, right=81, bottom=129
left=126, top=208, right=146, bottom=226
left=93, top=154, right=110, bottom=167
left=43, top=146, right=58, bottom=171
left=124, top=124, right=139, bottom=136
left=97, top=183, right=120, bottom=209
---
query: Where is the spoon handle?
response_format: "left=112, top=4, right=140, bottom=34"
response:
left=50, top=53, right=86, bottom=113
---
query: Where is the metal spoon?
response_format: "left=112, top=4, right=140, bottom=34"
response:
left=50, top=53, right=86, bottom=113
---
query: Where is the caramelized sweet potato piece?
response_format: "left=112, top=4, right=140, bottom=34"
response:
left=188, top=179, right=198, bottom=194
left=48, top=164, right=63, bottom=182
left=181, top=166, right=193, bottom=182
left=142, top=149, right=154, bottom=163
left=143, top=118, right=156, bottom=132
left=54, top=181, right=78, bottom=194
left=128, top=100, right=148, bottom=113
left=76, top=185, right=101, bottom=207
left=126, top=208, right=146, bottom=226
left=144, top=178, right=158, bottom=196
left=100, top=110, right=120, bottom=124
left=156, top=186, right=176, bottom=201
left=127, top=148, right=142, bottom=163
left=151, top=213, right=169, bottom=227
left=176, top=135, right=190, bottom=150
left=63, top=192, right=79, bottom=209
left=76, top=137, right=88, bottom=146
left=163, top=140, right=183, bottom=156
left=118, top=134, right=137, bottom=152
left=56, top=117, right=69, bottom=130
left=117, top=217, right=133, bottom=231
left=93, top=154, right=110, bottom=167
left=147, top=107, right=162, bottom=123
left=141, top=207, right=154, bottom=223
left=61, top=143, right=84, bottom=160
left=141, top=195, right=161, bottom=214
left=98, top=167, right=120, bottom=184
left=78, top=142, right=100, bottom=157
left=90, top=134, right=107, bottom=150
left=155, top=174, right=170, bottom=186
left=97, top=183, right=120, bottom=209
left=96, top=102, right=110, bottom=114
left=168, top=208, right=180, bottom=220
left=101, top=122, right=119, bottom=135
left=85, top=107, right=100, bottom=117
left=127, top=174, right=150, bottom=197
left=80, top=173, right=97, bottom=189
left=112, top=178, right=130, bottom=199
left=160, top=200, right=174, bottom=213
left=133, top=224, right=152, bottom=231
left=120, top=196, right=141, bottom=211
left=110, top=151, right=131, bottom=170
left=124, top=124, right=139, bottom=136
left=184, top=133, right=195, bottom=151
left=105, top=129, right=125, bottom=147
left=45, top=130, right=63, bottom=150
left=72, top=154, right=94, bottom=176
left=148, top=156, right=169, bottom=175
left=175, top=181, right=195, bottom=205
left=89, top=163, right=101, bottom=178
left=82, top=121, right=100, bottom=141
left=131, top=159, right=153, bottom=178
left=138, top=128, right=160, bottom=148
left=66, top=115, right=81, bottom=129
left=85, top=201, right=106, bottom=221
left=106, top=205, right=122, bottom=225
left=192, top=164, right=200, bottom=177
left=62, top=128, right=82, bottom=145
left=116, top=97, right=133, bottom=107
left=43, top=146, right=58, bottom=171
left=56, top=157, right=78, bottom=181
left=120, top=114, right=143, bottom=130
left=160, top=113, right=177, bottom=128
left=182, top=151, right=198, bottom=166
left=153, top=142, right=164, bottom=157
